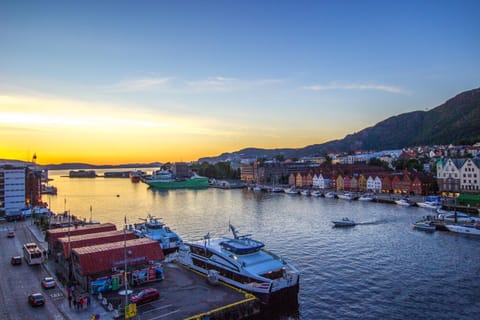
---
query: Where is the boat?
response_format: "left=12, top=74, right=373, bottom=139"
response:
left=69, top=170, right=96, bottom=178
left=436, top=210, right=480, bottom=223
left=337, top=193, right=356, bottom=200
left=129, top=170, right=144, bottom=183
left=177, top=224, right=300, bottom=303
left=324, top=191, right=336, bottom=199
left=253, top=185, right=262, bottom=192
left=311, top=190, right=322, bottom=197
left=300, top=189, right=310, bottom=196
left=129, top=215, right=183, bottom=254
left=445, top=223, right=480, bottom=236
left=395, top=198, right=413, bottom=207
left=271, top=187, right=283, bottom=193
left=358, top=194, right=374, bottom=201
left=41, top=184, right=57, bottom=195
left=332, top=217, right=356, bottom=227
left=143, top=169, right=208, bottom=189
left=283, top=187, right=298, bottom=194
left=413, top=220, right=436, bottom=232
left=417, top=201, right=441, bottom=210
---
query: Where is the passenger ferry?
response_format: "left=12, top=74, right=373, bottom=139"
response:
left=129, top=215, right=183, bottom=254
left=178, top=224, right=300, bottom=303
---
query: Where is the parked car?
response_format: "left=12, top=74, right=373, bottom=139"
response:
left=11, top=256, right=22, bottom=265
left=28, top=293, right=45, bottom=307
left=130, top=288, right=160, bottom=305
left=41, top=277, right=57, bottom=289
left=7, top=230, right=15, bottom=238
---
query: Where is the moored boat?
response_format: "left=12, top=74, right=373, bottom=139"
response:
left=143, top=169, right=208, bottom=189
left=413, top=220, right=436, bottom=232
left=177, top=224, right=300, bottom=303
left=283, top=187, right=298, bottom=194
left=332, top=217, right=356, bottom=227
left=129, top=215, right=183, bottom=254
left=395, top=198, right=413, bottom=207
left=311, top=190, right=322, bottom=197
left=417, top=201, right=441, bottom=210
left=358, top=194, right=373, bottom=201
left=445, top=223, right=480, bottom=236
left=300, top=189, right=310, bottom=196
left=324, top=191, right=336, bottom=199
left=337, top=193, right=356, bottom=200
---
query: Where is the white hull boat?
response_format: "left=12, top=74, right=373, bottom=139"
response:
left=337, top=193, right=356, bottom=200
left=177, top=224, right=300, bottom=303
left=332, top=217, right=356, bottom=227
left=417, top=201, right=441, bottom=210
left=445, top=224, right=480, bottom=236
left=413, top=221, right=436, bottom=232
left=395, top=199, right=413, bottom=207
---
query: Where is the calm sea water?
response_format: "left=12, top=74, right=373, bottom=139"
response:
left=43, top=170, right=480, bottom=320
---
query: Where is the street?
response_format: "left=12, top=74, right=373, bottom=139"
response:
left=0, top=220, right=66, bottom=320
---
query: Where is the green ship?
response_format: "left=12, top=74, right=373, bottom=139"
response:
left=143, top=170, right=209, bottom=189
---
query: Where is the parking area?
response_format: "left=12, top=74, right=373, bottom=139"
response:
left=98, top=262, right=248, bottom=319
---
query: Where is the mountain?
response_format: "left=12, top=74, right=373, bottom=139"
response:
left=199, top=87, right=480, bottom=162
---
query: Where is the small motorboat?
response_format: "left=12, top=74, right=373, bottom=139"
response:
left=413, top=220, right=436, bottom=232
left=395, top=198, right=413, bottom=207
left=358, top=194, right=374, bottom=201
left=332, top=217, right=356, bottom=227
left=445, top=223, right=480, bottom=236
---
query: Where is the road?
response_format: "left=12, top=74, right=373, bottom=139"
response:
left=0, top=220, right=66, bottom=320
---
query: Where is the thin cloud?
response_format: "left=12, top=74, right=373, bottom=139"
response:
left=108, top=77, right=173, bottom=92
left=185, top=77, right=285, bottom=93
left=303, top=83, right=405, bottom=94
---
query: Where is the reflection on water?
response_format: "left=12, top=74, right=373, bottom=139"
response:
left=44, top=170, right=480, bottom=320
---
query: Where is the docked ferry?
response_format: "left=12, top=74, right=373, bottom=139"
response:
left=129, top=215, right=183, bottom=254
left=142, top=169, right=208, bottom=189
left=178, top=224, right=300, bottom=303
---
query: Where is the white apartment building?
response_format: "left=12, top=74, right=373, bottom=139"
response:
left=0, top=165, right=26, bottom=215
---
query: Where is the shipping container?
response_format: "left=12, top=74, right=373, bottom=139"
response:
left=71, top=238, right=164, bottom=276
left=57, top=230, right=137, bottom=258
left=45, top=223, right=117, bottom=251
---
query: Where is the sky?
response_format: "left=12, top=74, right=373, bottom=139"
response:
left=1, top=0, right=479, bottom=165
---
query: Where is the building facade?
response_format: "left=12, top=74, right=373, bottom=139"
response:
left=0, top=164, right=26, bottom=215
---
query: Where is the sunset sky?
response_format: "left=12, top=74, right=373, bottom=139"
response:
left=1, top=1, right=479, bottom=165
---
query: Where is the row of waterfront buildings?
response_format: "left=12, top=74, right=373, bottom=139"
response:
left=240, top=157, right=480, bottom=196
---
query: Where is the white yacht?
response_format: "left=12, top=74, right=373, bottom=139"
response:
left=358, top=194, right=374, bottom=201
left=395, top=198, right=413, bottom=206
left=337, top=192, right=356, bottom=200
left=311, top=190, right=322, bottom=197
left=283, top=187, right=298, bottom=194
left=417, top=201, right=441, bottom=210
left=324, top=191, right=336, bottom=198
left=178, top=224, right=300, bottom=303
left=445, top=223, right=480, bottom=236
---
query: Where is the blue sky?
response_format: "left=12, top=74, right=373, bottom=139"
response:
left=1, top=0, right=479, bottom=164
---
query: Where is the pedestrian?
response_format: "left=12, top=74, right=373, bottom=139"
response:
left=87, top=295, right=91, bottom=307
left=73, top=298, right=77, bottom=311
left=68, top=294, right=72, bottom=308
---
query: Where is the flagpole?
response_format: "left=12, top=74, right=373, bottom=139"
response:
left=124, top=215, right=128, bottom=319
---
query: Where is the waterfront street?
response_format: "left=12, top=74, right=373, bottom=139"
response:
left=0, top=220, right=70, bottom=320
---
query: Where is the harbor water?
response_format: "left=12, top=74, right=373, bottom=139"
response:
left=43, top=170, right=480, bottom=320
